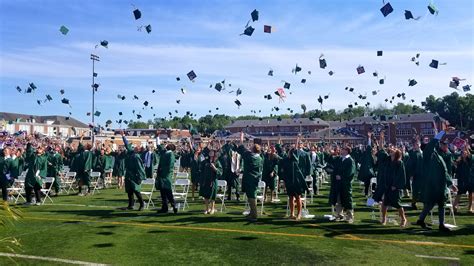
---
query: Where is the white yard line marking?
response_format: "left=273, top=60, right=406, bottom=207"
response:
left=43, top=203, right=116, bottom=209
left=0, top=252, right=109, bottom=265
left=415, top=255, right=460, bottom=261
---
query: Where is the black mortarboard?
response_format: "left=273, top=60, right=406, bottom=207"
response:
left=264, top=25, right=272, bottom=33
left=176, top=100, right=181, bottom=104
left=94, top=111, right=101, bottom=117
left=463, top=85, right=471, bottom=92
left=277, top=116, right=282, bottom=121
left=349, top=87, right=354, bottom=92
left=429, top=60, right=439, bottom=69
left=317, top=96, right=323, bottom=104
left=37, top=100, right=41, bottom=105
left=405, top=10, right=414, bottom=20
left=145, top=25, right=152, bottom=34
left=268, top=70, right=273, bottom=76
left=348, top=104, right=353, bottom=109
left=59, top=25, right=69, bottom=35
left=373, top=71, right=378, bottom=77
left=274, top=90, right=281, bottom=97
left=234, top=99, right=241, bottom=107
left=176, top=77, right=181, bottom=81
left=241, top=26, right=255, bottom=36
left=283, top=82, right=290, bottom=89
left=408, top=79, right=417, bottom=86
left=152, top=89, right=156, bottom=93
left=61, top=98, right=70, bottom=105
left=319, top=55, right=327, bottom=69
left=293, top=64, right=302, bottom=74
left=16, top=86, right=21, bottom=92
left=60, top=89, right=65, bottom=94
left=328, top=70, right=334, bottom=76
left=397, top=93, right=402, bottom=98
left=251, top=9, right=259, bottom=22
left=427, top=3, right=438, bottom=15
left=380, top=2, right=394, bottom=17
left=264, top=94, right=272, bottom=100
left=100, top=40, right=108, bottom=48
left=301, top=79, right=306, bottom=84
left=236, top=88, right=242, bottom=96
left=357, top=65, right=365, bottom=74
left=92, top=83, right=99, bottom=90
left=137, top=114, right=142, bottom=119
left=379, top=78, right=385, bottom=84
left=46, top=94, right=52, bottom=101
left=26, top=88, right=32, bottom=93
left=187, top=70, right=197, bottom=81
left=274, top=107, right=280, bottom=111
left=121, top=96, right=126, bottom=100
left=372, top=90, right=378, bottom=95
left=215, top=83, right=223, bottom=92
left=143, top=101, right=149, bottom=106
left=118, top=112, right=122, bottom=116
left=377, top=50, right=383, bottom=56
left=133, top=9, right=142, bottom=20
left=324, top=95, right=329, bottom=99
left=134, top=95, right=139, bottom=100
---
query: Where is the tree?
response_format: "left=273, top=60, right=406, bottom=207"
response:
left=424, top=92, right=474, bottom=130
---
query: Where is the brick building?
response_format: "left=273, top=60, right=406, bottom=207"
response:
left=225, top=118, right=330, bottom=137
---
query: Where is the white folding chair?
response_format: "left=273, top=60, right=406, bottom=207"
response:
left=90, top=172, right=101, bottom=195
left=41, top=177, right=55, bottom=204
left=430, top=188, right=457, bottom=227
left=104, top=169, right=113, bottom=188
left=271, top=176, right=281, bottom=203
left=256, top=181, right=266, bottom=215
left=305, top=175, right=314, bottom=203
left=62, top=172, right=77, bottom=194
left=216, top=180, right=227, bottom=212
left=140, top=178, right=156, bottom=209
left=173, top=178, right=190, bottom=211
left=7, top=176, right=26, bottom=203
left=174, top=172, right=189, bottom=180
left=368, top=177, right=377, bottom=198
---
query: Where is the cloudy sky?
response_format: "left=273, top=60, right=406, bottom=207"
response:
left=0, top=0, right=473, bottom=127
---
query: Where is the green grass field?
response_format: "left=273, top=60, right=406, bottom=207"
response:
left=1, top=182, right=473, bottom=265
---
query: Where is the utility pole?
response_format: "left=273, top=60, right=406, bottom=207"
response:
left=90, top=54, right=100, bottom=144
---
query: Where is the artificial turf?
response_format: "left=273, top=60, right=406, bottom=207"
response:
left=1, top=182, right=473, bottom=265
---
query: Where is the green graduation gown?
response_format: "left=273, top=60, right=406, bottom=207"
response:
left=124, top=148, right=146, bottom=193
left=262, top=153, right=279, bottom=191
left=113, top=151, right=126, bottom=177
left=357, top=145, right=375, bottom=183
left=281, top=151, right=307, bottom=196
left=199, top=159, right=222, bottom=200
left=407, top=149, right=423, bottom=201
left=156, top=150, right=175, bottom=191
left=456, top=155, right=473, bottom=194
left=236, top=145, right=263, bottom=199
left=382, top=160, right=406, bottom=208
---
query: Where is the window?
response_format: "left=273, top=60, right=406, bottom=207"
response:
left=60, top=127, right=69, bottom=136
left=5, top=124, right=15, bottom=133
left=396, top=129, right=412, bottom=136
left=47, top=127, right=55, bottom=136
left=19, top=125, right=30, bottom=134
left=33, top=125, right=44, bottom=134
left=421, top=129, right=435, bottom=135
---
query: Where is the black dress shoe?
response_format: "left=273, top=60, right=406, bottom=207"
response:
left=439, top=224, right=452, bottom=232
left=173, top=207, right=178, bottom=214
left=157, top=209, right=168, bottom=213
left=138, top=205, right=144, bottom=211
left=415, top=220, right=431, bottom=230
left=126, top=206, right=134, bottom=210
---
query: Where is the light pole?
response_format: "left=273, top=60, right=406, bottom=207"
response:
left=90, top=54, right=100, bottom=144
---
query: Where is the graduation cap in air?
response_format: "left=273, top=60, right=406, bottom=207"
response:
left=372, top=90, right=378, bottom=95
left=236, top=88, right=242, bottom=96
left=293, top=64, right=302, bottom=74
left=46, top=94, right=53, bottom=101
left=463, top=85, right=471, bottom=92
left=16, top=86, right=21, bottom=93
left=234, top=99, right=242, bottom=107
left=28, top=82, right=37, bottom=91
left=145, top=25, right=152, bottom=34
left=328, top=71, right=334, bottom=76
left=268, top=69, right=273, bottom=76
left=251, top=9, right=259, bottom=22
left=427, top=2, right=439, bottom=15
left=356, top=65, right=365, bottom=74
left=93, top=72, right=98, bottom=77
left=92, top=83, right=99, bottom=90
left=61, top=98, right=71, bottom=106
left=94, top=111, right=101, bottom=117
left=264, top=94, right=272, bottom=100
left=118, top=112, right=123, bottom=116
left=133, top=9, right=141, bottom=20
left=404, top=10, right=421, bottom=20
left=59, top=25, right=69, bottom=35
left=317, top=96, right=323, bottom=104
left=380, top=2, right=394, bottom=17
left=301, top=79, right=306, bottom=84
left=100, top=40, right=108, bottom=48
left=241, top=25, right=255, bottom=36
left=214, top=83, right=223, bottom=92
left=181, top=88, right=186, bottom=94
left=274, top=107, right=280, bottom=111
left=37, top=100, right=42, bottom=105
left=377, top=50, right=383, bottom=56
left=137, top=114, right=142, bottom=119
left=60, top=89, right=65, bottom=94
left=264, top=25, right=272, bottom=33
left=283, top=82, right=290, bottom=89
left=379, top=78, right=385, bottom=84
left=176, top=100, right=181, bottom=104
left=429, top=59, right=440, bottom=69
left=133, top=95, right=139, bottom=100
left=408, top=79, right=417, bottom=86
left=143, top=101, right=149, bottom=107
left=319, top=54, right=327, bottom=69
left=152, top=89, right=156, bottom=93
left=187, top=70, right=197, bottom=82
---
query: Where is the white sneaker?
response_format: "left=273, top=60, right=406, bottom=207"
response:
left=35, top=202, right=41, bottom=206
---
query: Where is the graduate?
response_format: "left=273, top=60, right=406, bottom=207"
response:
left=373, top=131, right=390, bottom=202
left=121, top=131, right=146, bottom=211
left=329, top=145, right=356, bottom=223
left=75, top=133, right=93, bottom=196
left=380, top=149, right=408, bottom=227
left=0, top=147, right=12, bottom=201
left=199, top=147, right=222, bottom=214
left=453, top=147, right=473, bottom=213
left=24, top=141, right=48, bottom=205
left=262, top=144, right=279, bottom=202
left=218, top=141, right=233, bottom=195
left=112, top=146, right=126, bottom=189
left=47, top=146, right=63, bottom=195
left=189, top=142, right=202, bottom=201
left=235, top=132, right=263, bottom=222
left=401, top=146, right=410, bottom=197
left=407, top=138, right=424, bottom=209
left=281, top=142, right=308, bottom=220
left=358, top=132, right=376, bottom=197
left=415, top=125, right=458, bottom=232
left=227, top=148, right=242, bottom=201
left=156, top=142, right=178, bottom=214
left=103, top=146, right=115, bottom=187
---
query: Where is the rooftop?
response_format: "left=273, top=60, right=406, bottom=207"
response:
left=225, top=118, right=330, bottom=128
left=0, top=112, right=88, bottom=128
